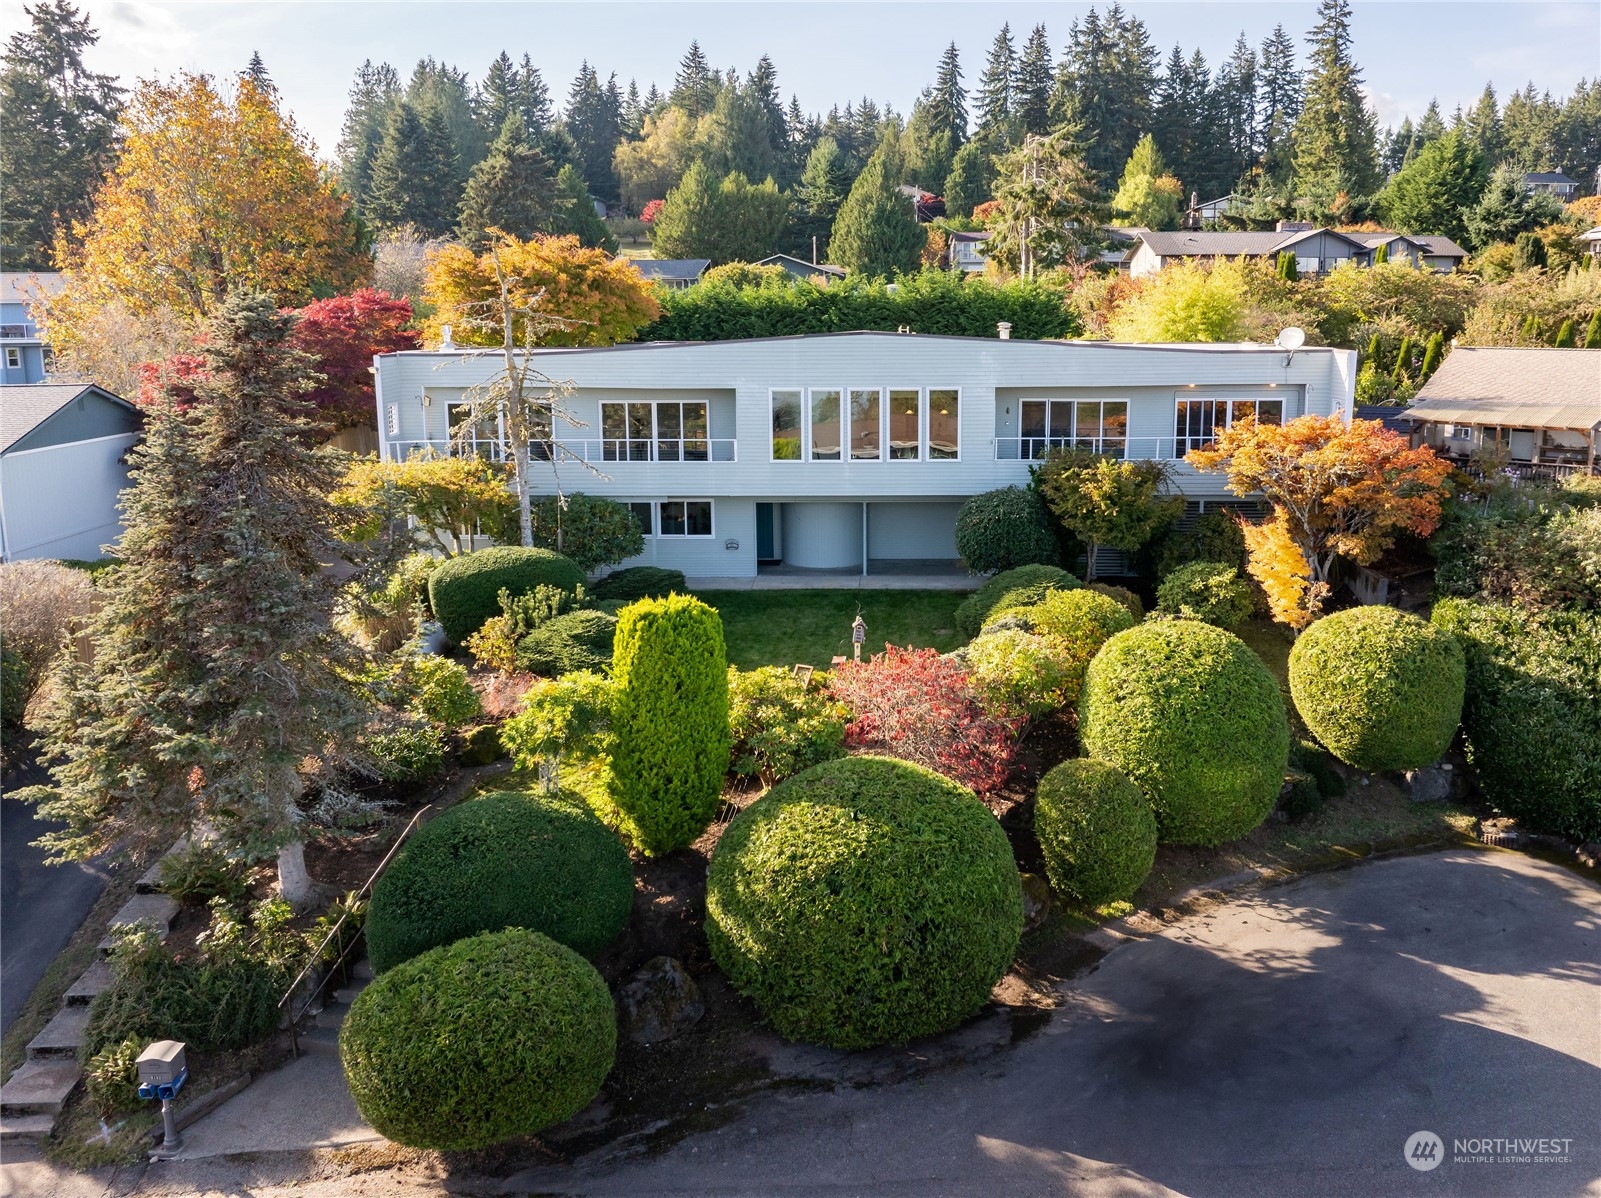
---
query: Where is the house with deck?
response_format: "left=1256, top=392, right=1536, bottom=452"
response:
left=1127, top=226, right=1466, bottom=277
left=0, top=272, right=61, bottom=385
left=374, top=332, right=1356, bottom=578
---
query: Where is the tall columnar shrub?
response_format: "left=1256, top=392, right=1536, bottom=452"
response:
left=1080, top=621, right=1289, bottom=846
left=955, top=564, right=1080, bottom=640
left=1034, top=759, right=1157, bottom=906
left=427, top=546, right=586, bottom=643
left=604, top=594, right=731, bottom=854
left=706, top=756, right=1023, bottom=1049
left=340, top=929, right=616, bottom=1150
left=365, top=791, right=634, bottom=973
left=954, top=487, right=1061, bottom=574
left=1289, top=606, right=1465, bottom=772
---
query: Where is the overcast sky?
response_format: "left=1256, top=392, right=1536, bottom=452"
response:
left=9, top=1, right=1599, bottom=157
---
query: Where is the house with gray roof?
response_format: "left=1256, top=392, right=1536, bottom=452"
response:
left=1521, top=171, right=1578, bottom=198
left=1127, top=226, right=1466, bottom=278
left=0, top=383, right=142, bottom=560
left=630, top=259, right=711, bottom=290
left=1404, top=347, right=1600, bottom=476
left=754, top=254, right=847, bottom=283
left=0, top=271, right=62, bottom=385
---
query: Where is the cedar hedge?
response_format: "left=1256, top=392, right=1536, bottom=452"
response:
left=602, top=594, right=731, bottom=854
left=1034, top=759, right=1157, bottom=906
left=954, top=487, right=1061, bottom=575
left=706, top=756, right=1023, bottom=1049
left=956, top=564, right=1080, bottom=640
left=517, top=608, right=618, bottom=676
left=365, top=791, right=633, bottom=973
left=340, top=929, right=616, bottom=1150
left=1289, top=606, right=1465, bottom=772
left=1080, top=621, right=1289, bottom=846
left=592, top=566, right=687, bottom=601
left=428, top=547, right=586, bottom=643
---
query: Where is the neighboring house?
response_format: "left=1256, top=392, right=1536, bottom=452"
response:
left=0, top=271, right=62, bottom=384
left=374, top=331, right=1355, bottom=578
left=1580, top=226, right=1601, bottom=263
left=1183, top=194, right=1239, bottom=227
left=896, top=185, right=945, bottom=222
left=1521, top=171, right=1578, bottom=198
left=1404, top=346, right=1601, bottom=475
left=754, top=254, right=847, bottom=283
left=0, top=383, right=142, bottom=561
left=1411, top=234, right=1471, bottom=273
left=1127, top=226, right=1465, bottom=277
left=946, top=230, right=991, bottom=273
left=631, top=259, right=710, bottom=290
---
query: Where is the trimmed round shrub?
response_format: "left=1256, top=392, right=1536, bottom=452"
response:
left=603, top=594, right=731, bottom=855
left=517, top=608, right=617, bottom=676
left=366, top=791, right=633, bottom=973
left=964, top=629, right=1075, bottom=719
left=706, top=756, right=1023, bottom=1049
left=1088, top=582, right=1144, bottom=620
left=1289, top=606, right=1465, bottom=772
left=1080, top=621, right=1289, bottom=846
left=956, top=564, right=1080, bottom=640
left=990, top=588, right=1137, bottom=711
left=427, top=547, right=586, bottom=643
left=955, top=486, right=1060, bottom=574
left=340, top=929, right=616, bottom=1150
left=1034, top=759, right=1157, bottom=906
left=1155, top=560, right=1254, bottom=630
left=592, top=566, right=687, bottom=601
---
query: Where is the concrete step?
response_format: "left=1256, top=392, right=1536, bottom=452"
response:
left=298, top=1026, right=341, bottom=1056
left=314, top=1003, right=348, bottom=1031
left=332, top=981, right=369, bottom=1006
left=1, top=1061, right=82, bottom=1116
left=0, top=1114, right=56, bottom=1142
left=98, top=892, right=181, bottom=954
left=135, top=838, right=189, bottom=895
left=350, top=958, right=373, bottom=982
left=63, top=959, right=115, bottom=1007
left=26, top=1004, right=91, bottom=1062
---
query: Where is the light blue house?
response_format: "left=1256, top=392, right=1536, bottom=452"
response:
left=0, top=272, right=60, bottom=385
left=374, top=331, right=1356, bottom=579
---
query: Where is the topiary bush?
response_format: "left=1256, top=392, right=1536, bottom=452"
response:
left=706, top=756, right=1023, bottom=1049
left=955, top=486, right=1061, bottom=574
left=340, top=928, right=616, bottom=1151
left=603, top=594, right=731, bottom=854
left=592, top=566, right=687, bottom=601
left=1080, top=621, right=1289, bottom=846
left=963, top=629, right=1076, bottom=720
left=955, top=564, right=1080, bottom=640
left=1088, top=582, right=1145, bottom=620
left=1289, top=606, right=1465, bottom=772
left=1155, top=560, right=1254, bottom=630
left=427, top=547, right=586, bottom=643
left=727, top=665, right=847, bottom=783
left=366, top=791, right=633, bottom=973
left=993, top=588, right=1138, bottom=711
left=516, top=609, right=618, bottom=676
left=1034, top=759, right=1157, bottom=906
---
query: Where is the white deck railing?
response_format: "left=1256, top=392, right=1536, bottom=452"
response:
left=992, top=436, right=1193, bottom=461
left=386, top=438, right=738, bottom=464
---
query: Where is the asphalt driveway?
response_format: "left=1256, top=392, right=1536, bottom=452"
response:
left=515, top=848, right=1601, bottom=1197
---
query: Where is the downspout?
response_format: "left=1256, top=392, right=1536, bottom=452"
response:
left=861, top=502, right=868, bottom=577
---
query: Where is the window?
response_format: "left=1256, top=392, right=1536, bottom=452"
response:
left=771, top=390, right=802, bottom=460
left=655, top=400, right=708, bottom=461
left=4, top=347, right=18, bottom=369
left=888, top=389, right=920, bottom=459
left=386, top=404, right=399, bottom=436
left=599, top=401, right=706, bottom=462
left=928, top=388, right=959, bottom=459
left=850, top=388, right=881, bottom=460
left=658, top=499, right=712, bottom=537
left=810, top=388, right=841, bottom=460
left=1019, top=399, right=1129, bottom=458
left=1296, top=256, right=1319, bottom=276
left=1174, top=396, right=1283, bottom=455
left=449, top=402, right=501, bottom=459
left=601, top=401, right=653, bottom=461
left=628, top=502, right=655, bottom=536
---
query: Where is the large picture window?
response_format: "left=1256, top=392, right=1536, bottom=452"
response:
left=888, top=389, right=920, bottom=459
left=1019, top=399, right=1128, bottom=458
left=771, top=390, right=802, bottom=460
left=850, top=388, right=882, bottom=460
left=601, top=400, right=708, bottom=462
left=928, top=388, right=960, bottom=459
left=810, top=388, right=842, bottom=460
left=658, top=499, right=713, bottom=537
left=1174, top=396, right=1283, bottom=455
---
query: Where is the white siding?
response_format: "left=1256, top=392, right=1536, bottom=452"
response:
left=0, top=434, right=136, bottom=560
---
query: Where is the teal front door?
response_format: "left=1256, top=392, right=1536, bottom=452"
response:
left=756, top=503, right=775, bottom=561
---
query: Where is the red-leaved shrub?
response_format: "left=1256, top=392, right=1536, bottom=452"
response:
left=829, top=646, right=1017, bottom=793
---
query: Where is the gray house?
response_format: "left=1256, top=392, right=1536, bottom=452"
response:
left=1521, top=171, right=1578, bottom=198
left=1127, top=226, right=1465, bottom=277
left=754, top=254, right=847, bottom=283
left=631, top=259, right=710, bottom=289
left=0, top=383, right=142, bottom=561
left=0, top=272, right=61, bottom=385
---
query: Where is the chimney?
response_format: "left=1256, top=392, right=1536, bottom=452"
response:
left=997, top=322, right=1013, bottom=340
left=439, top=324, right=455, bottom=350
left=1275, top=220, right=1315, bottom=233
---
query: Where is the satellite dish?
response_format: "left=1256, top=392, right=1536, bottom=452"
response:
left=1275, top=326, right=1306, bottom=351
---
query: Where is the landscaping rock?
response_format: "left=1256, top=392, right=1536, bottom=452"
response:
left=1019, top=872, right=1052, bottom=932
left=617, top=956, right=704, bottom=1045
left=1404, top=767, right=1452, bottom=804
left=1576, top=843, right=1601, bottom=870
left=457, top=724, right=504, bottom=766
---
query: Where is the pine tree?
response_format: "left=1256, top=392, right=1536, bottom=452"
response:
left=0, top=0, right=123, bottom=269
left=458, top=113, right=556, bottom=246
left=976, top=24, right=1017, bottom=140
left=1112, top=133, right=1181, bottom=228
left=795, top=136, right=854, bottom=258
left=672, top=40, right=714, bottom=118
left=926, top=42, right=969, bottom=147
left=407, top=57, right=482, bottom=179
left=31, top=293, right=369, bottom=902
left=1391, top=335, right=1412, bottom=381
left=366, top=100, right=460, bottom=234
left=520, top=55, right=554, bottom=131
left=1376, top=130, right=1486, bottom=244
left=1419, top=331, right=1444, bottom=379
left=244, top=50, right=274, bottom=93
left=564, top=62, right=621, bottom=203
left=943, top=140, right=991, bottom=218
left=1291, top=0, right=1381, bottom=213
left=747, top=54, right=789, bottom=177
left=1216, top=34, right=1258, bottom=192
left=1465, top=162, right=1563, bottom=249
left=1463, top=83, right=1503, bottom=163
left=1065, top=4, right=1159, bottom=185
left=337, top=59, right=400, bottom=211
left=828, top=144, right=926, bottom=277
left=550, top=162, right=616, bottom=251
left=986, top=126, right=1105, bottom=276
left=476, top=51, right=522, bottom=137
left=1257, top=24, right=1301, bottom=186
left=1418, top=99, right=1447, bottom=143
left=1014, top=24, right=1055, bottom=137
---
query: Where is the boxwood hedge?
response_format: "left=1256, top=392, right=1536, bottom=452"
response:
left=428, top=547, right=587, bottom=643
left=1289, top=606, right=1465, bottom=772
left=956, top=564, right=1080, bottom=640
left=1034, top=759, right=1157, bottom=906
left=1080, top=621, right=1289, bottom=846
left=954, top=487, right=1061, bottom=575
left=340, top=929, right=615, bottom=1150
left=1155, top=560, right=1254, bottom=630
left=365, top=791, right=633, bottom=973
left=705, top=755, right=1023, bottom=1049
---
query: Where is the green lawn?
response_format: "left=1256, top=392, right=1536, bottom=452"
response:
left=694, top=589, right=965, bottom=671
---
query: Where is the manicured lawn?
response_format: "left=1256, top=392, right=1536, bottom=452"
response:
left=694, top=589, right=965, bottom=671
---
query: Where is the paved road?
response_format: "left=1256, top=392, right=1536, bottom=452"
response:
left=513, top=849, right=1601, bottom=1198
left=1, top=795, right=109, bottom=1033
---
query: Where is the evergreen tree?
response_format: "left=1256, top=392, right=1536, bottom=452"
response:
left=1291, top=0, right=1381, bottom=213
left=1463, top=83, right=1503, bottom=163
left=1553, top=318, right=1574, bottom=348
left=650, top=161, right=788, bottom=263
left=1465, top=162, right=1563, bottom=248
left=700, top=83, right=778, bottom=183
left=520, top=54, right=554, bottom=130
left=337, top=60, right=401, bottom=210
left=1501, top=83, right=1561, bottom=171
left=1419, top=332, right=1444, bottom=379
left=1257, top=23, right=1301, bottom=186
left=1511, top=230, right=1546, bottom=271
left=1553, top=79, right=1601, bottom=191
left=1376, top=131, right=1486, bottom=244
left=1154, top=44, right=1221, bottom=196
left=1065, top=5, right=1159, bottom=185
left=1216, top=34, right=1259, bottom=192
left=1417, top=99, right=1447, bottom=143
left=1582, top=310, right=1600, bottom=349
left=366, top=100, right=461, bottom=235
left=244, top=50, right=273, bottom=93
left=0, top=0, right=123, bottom=270
left=828, top=144, right=926, bottom=277
left=976, top=24, right=1017, bottom=140
left=1014, top=24, right=1055, bottom=137
left=550, top=162, right=617, bottom=251
left=1112, top=133, right=1182, bottom=229
left=926, top=42, right=969, bottom=147
left=794, top=136, right=854, bottom=258
left=1384, top=117, right=1417, bottom=174
left=475, top=51, right=522, bottom=137
left=31, top=292, right=369, bottom=901
left=458, top=113, right=556, bottom=247
left=943, top=139, right=992, bottom=218
left=672, top=40, right=715, bottom=118
left=407, top=57, right=482, bottom=178
left=564, top=62, right=622, bottom=203
left=747, top=54, right=789, bottom=177
left=986, top=126, right=1105, bottom=276
left=620, top=79, right=645, bottom=140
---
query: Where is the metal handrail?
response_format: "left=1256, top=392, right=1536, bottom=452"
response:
left=278, top=804, right=431, bottom=1055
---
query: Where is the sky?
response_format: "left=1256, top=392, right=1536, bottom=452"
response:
left=7, top=1, right=1599, bottom=158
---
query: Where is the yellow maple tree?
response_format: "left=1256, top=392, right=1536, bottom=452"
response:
left=45, top=73, right=368, bottom=356
left=1240, top=509, right=1325, bottom=629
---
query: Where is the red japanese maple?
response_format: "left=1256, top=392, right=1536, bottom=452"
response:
left=640, top=199, right=665, bottom=224
left=287, top=288, right=419, bottom=428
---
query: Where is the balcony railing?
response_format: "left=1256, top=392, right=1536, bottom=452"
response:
left=0, top=324, right=31, bottom=339
left=387, top=437, right=737, bottom=464
left=994, top=436, right=1192, bottom=461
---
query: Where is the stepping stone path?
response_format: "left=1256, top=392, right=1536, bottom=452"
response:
left=0, top=843, right=184, bottom=1143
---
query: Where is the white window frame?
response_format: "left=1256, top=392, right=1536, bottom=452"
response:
left=848, top=386, right=884, bottom=462
left=4, top=347, right=19, bottom=369
left=1173, top=394, right=1286, bottom=457
left=656, top=498, right=715, bottom=538
left=1018, top=397, right=1130, bottom=459
left=885, top=385, right=922, bottom=461
left=807, top=386, right=843, bottom=462
left=600, top=399, right=709, bottom=462
left=926, top=386, right=962, bottom=461
left=769, top=388, right=804, bottom=463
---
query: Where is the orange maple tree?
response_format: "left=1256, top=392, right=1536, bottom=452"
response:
left=1240, top=509, right=1323, bottom=629
left=1188, top=415, right=1452, bottom=626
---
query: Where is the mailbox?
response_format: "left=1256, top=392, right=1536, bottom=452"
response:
left=137, top=1040, right=186, bottom=1086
